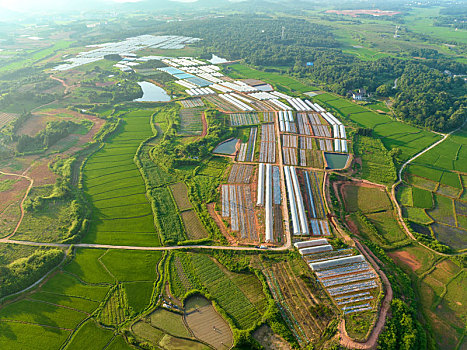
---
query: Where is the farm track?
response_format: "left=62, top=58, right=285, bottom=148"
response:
left=391, top=119, right=467, bottom=257
left=0, top=170, right=34, bottom=240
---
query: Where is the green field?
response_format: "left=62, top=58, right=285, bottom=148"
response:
left=343, top=185, right=392, bottom=213
left=412, top=187, right=433, bottom=209
left=170, top=252, right=268, bottom=330
left=227, top=64, right=319, bottom=93
left=353, top=135, right=397, bottom=185
left=82, top=109, right=160, bottom=246
left=313, top=93, right=441, bottom=163
left=64, top=319, right=115, bottom=350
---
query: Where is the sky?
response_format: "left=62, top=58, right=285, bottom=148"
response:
left=0, top=0, right=166, bottom=12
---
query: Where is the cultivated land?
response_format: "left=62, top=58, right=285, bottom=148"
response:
left=0, top=6, right=465, bottom=350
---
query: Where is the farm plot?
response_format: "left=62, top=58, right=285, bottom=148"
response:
left=184, top=295, right=234, bottom=349
left=179, top=108, right=203, bottom=136
left=261, top=257, right=334, bottom=347
left=303, top=171, right=326, bottom=222
left=307, top=150, right=325, bottom=169
left=227, top=164, right=254, bottom=184
left=263, top=112, right=275, bottom=122
left=170, top=182, right=192, bottom=211
left=188, top=253, right=266, bottom=330
left=259, top=123, right=276, bottom=163
left=83, top=110, right=160, bottom=247
left=181, top=210, right=208, bottom=240
left=124, top=281, right=154, bottom=314
left=0, top=176, right=29, bottom=238
left=151, top=186, right=186, bottom=244
left=169, top=254, right=200, bottom=298
left=205, top=95, right=240, bottom=112
left=296, top=240, right=380, bottom=318
left=149, top=309, right=191, bottom=338
left=0, top=112, right=17, bottom=128
left=229, top=112, right=260, bottom=126
left=180, top=98, right=204, bottom=108
left=342, top=184, right=392, bottom=214
left=296, top=113, right=312, bottom=135
left=431, top=223, right=467, bottom=251
left=0, top=322, right=70, bottom=350
left=282, top=147, right=298, bottom=166
left=98, top=285, right=129, bottom=326
left=245, top=127, right=257, bottom=162
left=0, top=298, right=89, bottom=331
left=64, top=319, right=114, bottom=350
left=221, top=184, right=257, bottom=241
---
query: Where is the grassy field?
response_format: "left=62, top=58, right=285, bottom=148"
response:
left=149, top=309, right=191, bottom=338
left=82, top=109, right=160, bottom=246
left=226, top=64, right=319, bottom=93
left=14, top=186, right=75, bottom=242
left=353, top=135, right=397, bottom=185
left=343, top=185, right=392, bottom=213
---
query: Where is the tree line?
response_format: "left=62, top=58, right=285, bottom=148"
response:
left=162, top=15, right=466, bottom=132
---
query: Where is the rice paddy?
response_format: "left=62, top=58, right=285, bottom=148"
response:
left=82, top=109, right=160, bottom=246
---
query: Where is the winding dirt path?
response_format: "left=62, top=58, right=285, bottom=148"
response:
left=0, top=171, right=34, bottom=240
left=391, top=120, right=467, bottom=257
left=49, top=75, right=72, bottom=94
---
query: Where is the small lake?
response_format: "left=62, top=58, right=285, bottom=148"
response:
left=208, top=54, right=229, bottom=64
left=134, top=81, right=171, bottom=102
left=324, top=152, right=349, bottom=169
left=213, top=138, right=238, bottom=155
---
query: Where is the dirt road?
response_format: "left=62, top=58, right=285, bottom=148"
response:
left=0, top=170, right=34, bottom=240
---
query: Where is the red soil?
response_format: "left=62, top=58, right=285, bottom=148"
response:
left=388, top=250, right=422, bottom=272
left=326, top=9, right=401, bottom=17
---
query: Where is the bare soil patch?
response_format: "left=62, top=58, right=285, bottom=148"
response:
left=345, top=215, right=359, bottom=235
left=18, top=114, right=53, bottom=136
left=184, top=295, right=233, bottom=349
left=0, top=177, right=29, bottom=212
left=326, top=9, right=401, bottom=17
left=27, top=162, right=57, bottom=187
left=388, top=250, right=422, bottom=272
left=253, top=324, right=291, bottom=350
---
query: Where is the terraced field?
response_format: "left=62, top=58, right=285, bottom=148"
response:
left=82, top=109, right=160, bottom=246
left=400, top=124, right=467, bottom=251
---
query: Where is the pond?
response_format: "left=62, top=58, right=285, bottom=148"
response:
left=324, top=152, right=349, bottom=169
left=208, top=54, right=229, bottom=64
left=213, top=138, right=238, bottom=155
left=133, top=81, right=171, bottom=102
